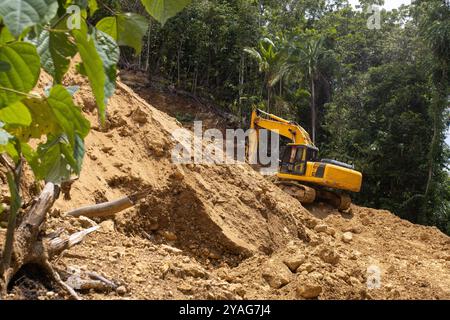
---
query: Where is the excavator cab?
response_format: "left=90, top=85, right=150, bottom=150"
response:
left=280, top=144, right=318, bottom=176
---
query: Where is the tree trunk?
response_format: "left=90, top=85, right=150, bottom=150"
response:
left=311, top=76, right=316, bottom=143
left=145, top=21, right=152, bottom=72
left=0, top=183, right=59, bottom=295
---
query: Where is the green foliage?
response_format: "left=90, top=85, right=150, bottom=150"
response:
left=0, top=42, right=40, bottom=107
left=0, top=0, right=58, bottom=37
left=0, top=101, right=32, bottom=126
left=29, top=27, right=77, bottom=83
left=93, top=29, right=120, bottom=107
left=72, top=21, right=108, bottom=122
left=96, top=13, right=148, bottom=54
left=141, top=0, right=192, bottom=25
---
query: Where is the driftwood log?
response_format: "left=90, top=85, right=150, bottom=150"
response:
left=65, top=188, right=151, bottom=218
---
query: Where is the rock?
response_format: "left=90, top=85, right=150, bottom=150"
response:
left=314, top=224, right=328, bottom=233
left=325, top=227, right=336, bottom=236
left=161, top=244, right=182, bottom=254
left=297, top=262, right=314, bottom=273
left=170, top=166, right=185, bottom=181
left=318, top=247, right=340, bottom=265
left=305, top=218, right=320, bottom=229
left=282, top=254, right=306, bottom=272
left=350, top=250, right=361, bottom=260
left=349, top=277, right=361, bottom=286
left=161, top=230, right=177, bottom=241
left=174, top=263, right=208, bottom=279
left=314, top=224, right=335, bottom=236
left=116, top=286, right=127, bottom=295
left=262, top=259, right=292, bottom=289
left=296, top=280, right=322, bottom=299
left=342, top=232, right=353, bottom=243
left=100, top=220, right=115, bottom=233
left=208, top=250, right=221, bottom=260
left=308, top=272, right=324, bottom=281
left=101, top=146, right=114, bottom=154
left=177, top=283, right=193, bottom=294
left=419, top=232, right=430, bottom=241
left=78, top=216, right=97, bottom=228
left=361, top=217, right=371, bottom=226
left=343, top=224, right=363, bottom=234
left=229, top=284, right=246, bottom=297
left=131, top=107, right=148, bottom=125
left=160, top=263, right=171, bottom=278
left=148, top=217, right=159, bottom=231
left=335, top=269, right=348, bottom=280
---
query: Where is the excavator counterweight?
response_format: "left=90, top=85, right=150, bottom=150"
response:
left=249, top=109, right=362, bottom=210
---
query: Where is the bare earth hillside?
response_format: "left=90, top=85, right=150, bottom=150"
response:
left=1, top=70, right=449, bottom=300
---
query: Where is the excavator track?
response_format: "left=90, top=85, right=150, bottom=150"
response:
left=271, top=178, right=352, bottom=210
left=274, top=181, right=317, bottom=204
left=316, top=189, right=352, bottom=211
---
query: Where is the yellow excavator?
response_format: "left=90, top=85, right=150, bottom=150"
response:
left=248, top=108, right=362, bottom=210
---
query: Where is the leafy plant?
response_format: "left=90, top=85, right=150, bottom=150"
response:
left=0, top=0, right=190, bottom=274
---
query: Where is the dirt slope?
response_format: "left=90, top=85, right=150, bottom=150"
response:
left=2, top=70, right=449, bottom=300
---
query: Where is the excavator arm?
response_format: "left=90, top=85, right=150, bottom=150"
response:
left=250, top=109, right=314, bottom=146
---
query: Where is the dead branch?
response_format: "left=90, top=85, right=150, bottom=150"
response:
left=47, top=226, right=100, bottom=258
left=64, top=267, right=117, bottom=293
left=65, top=188, right=151, bottom=218
left=44, top=261, right=81, bottom=300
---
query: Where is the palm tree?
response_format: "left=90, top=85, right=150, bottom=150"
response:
left=244, top=38, right=289, bottom=112
left=414, top=0, right=449, bottom=222
left=290, top=36, right=325, bottom=144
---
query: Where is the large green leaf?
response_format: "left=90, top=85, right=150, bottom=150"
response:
left=14, top=97, right=59, bottom=141
left=29, top=28, right=77, bottom=83
left=88, top=0, right=97, bottom=15
left=0, top=100, right=32, bottom=125
left=71, top=133, right=84, bottom=174
left=47, top=84, right=90, bottom=145
left=93, top=30, right=119, bottom=105
left=33, top=134, right=73, bottom=183
left=141, top=0, right=191, bottom=26
left=0, top=25, right=15, bottom=45
left=0, top=42, right=40, bottom=108
left=72, top=21, right=106, bottom=122
left=96, top=13, right=148, bottom=54
left=0, top=0, right=59, bottom=37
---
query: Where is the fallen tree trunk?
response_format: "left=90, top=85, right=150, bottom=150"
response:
left=65, top=188, right=151, bottom=218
